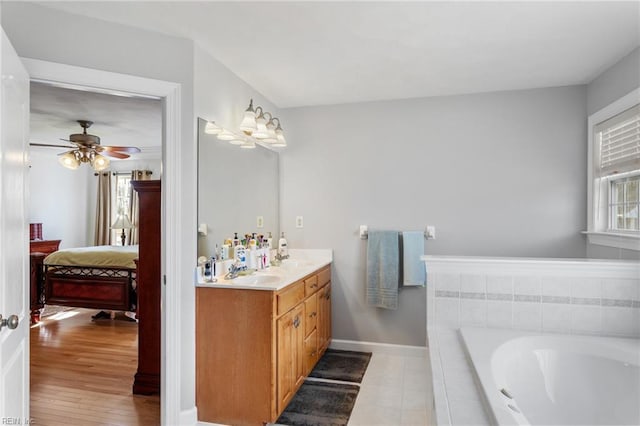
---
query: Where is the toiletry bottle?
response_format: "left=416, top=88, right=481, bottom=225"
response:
left=267, top=232, right=273, bottom=249
left=234, top=242, right=247, bottom=269
left=232, top=232, right=239, bottom=247
left=203, top=260, right=212, bottom=282
left=278, top=232, right=288, bottom=257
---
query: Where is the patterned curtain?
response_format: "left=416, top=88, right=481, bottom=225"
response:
left=128, top=170, right=152, bottom=245
left=94, top=172, right=112, bottom=246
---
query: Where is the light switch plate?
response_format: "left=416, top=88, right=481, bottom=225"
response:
left=296, top=216, right=304, bottom=228
left=257, top=216, right=264, bottom=228
left=426, top=225, right=436, bottom=239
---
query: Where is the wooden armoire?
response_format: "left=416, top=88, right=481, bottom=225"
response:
left=131, top=180, right=161, bottom=395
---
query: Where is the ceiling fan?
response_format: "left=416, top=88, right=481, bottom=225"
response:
left=30, top=120, right=141, bottom=171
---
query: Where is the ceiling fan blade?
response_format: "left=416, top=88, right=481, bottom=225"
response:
left=101, top=150, right=130, bottom=159
left=101, top=146, right=141, bottom=153
left=30, top=142, right=75, bottom=149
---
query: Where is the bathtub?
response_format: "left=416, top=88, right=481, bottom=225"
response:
left=460, top=327, right=640, bottom=425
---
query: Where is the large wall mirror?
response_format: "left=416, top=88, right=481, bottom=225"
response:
left=197, top=118, right=280, bottom=258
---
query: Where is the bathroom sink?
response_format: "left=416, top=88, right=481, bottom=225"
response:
left=279, top=259, right=314, bottom=268
left=232, top=274, right=280, bottom=285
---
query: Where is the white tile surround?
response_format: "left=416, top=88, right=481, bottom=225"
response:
left=422, top=255, right=640, bottom=425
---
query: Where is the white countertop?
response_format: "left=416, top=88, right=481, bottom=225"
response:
left=195, top=249, right=333, bottom=291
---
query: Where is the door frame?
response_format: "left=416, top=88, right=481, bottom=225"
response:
left=23, top=58, right=183, bottom=425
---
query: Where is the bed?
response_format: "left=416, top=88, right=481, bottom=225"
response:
left=42, top=245, right=138, bottom=312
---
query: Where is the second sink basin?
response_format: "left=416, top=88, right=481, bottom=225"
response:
left=232, top=274, right=281, bottom=285
left=279, top=259, right=314, bottom=269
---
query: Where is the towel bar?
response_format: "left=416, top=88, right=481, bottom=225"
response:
left=359, top=225, right=435, bottom=240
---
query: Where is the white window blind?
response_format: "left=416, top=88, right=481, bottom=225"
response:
left=596, top=104, right=640, bottom=176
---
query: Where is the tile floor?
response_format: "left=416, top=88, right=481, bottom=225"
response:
left=347, top=352, right=434, bottom=425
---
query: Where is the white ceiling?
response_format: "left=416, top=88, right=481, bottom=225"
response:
left=36, top=1, right=640, bottom=108
left=30, top=82, right=162, bottom=155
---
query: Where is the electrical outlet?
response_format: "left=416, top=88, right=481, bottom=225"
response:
left=296, top=216, right=304, bottom=228
left=257, top=216, right=264, bottom=228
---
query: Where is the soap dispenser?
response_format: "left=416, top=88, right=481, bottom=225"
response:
left=278, top=232, right=288, bottom=257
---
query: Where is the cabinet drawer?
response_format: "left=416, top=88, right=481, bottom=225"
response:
left=318, top=266, right=331, bottom=287
left=304, top=329, right=318, bottom=375
left=277, top=281, right=305, bottom=316
left=304, top=275, right=319, bottom=297
left=304, top=293, right=317, bottom=336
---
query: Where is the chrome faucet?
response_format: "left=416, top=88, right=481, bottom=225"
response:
left=225, top=262, right=246, bottom=280
left=274, top=252, right=289, bottom=261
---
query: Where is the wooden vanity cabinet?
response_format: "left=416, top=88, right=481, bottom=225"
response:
left=196, top=264, right=332, bottom=425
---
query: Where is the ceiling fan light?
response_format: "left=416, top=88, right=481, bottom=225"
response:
left=217, top=129, right=236, bottom=141
left=204, top=121, right=222, bottom=135
left=91, top=154, right=110, bottom=171
left=58, top=151, right=80, bottom=170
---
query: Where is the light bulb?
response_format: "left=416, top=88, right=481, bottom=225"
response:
left=58, top=151, right=80, bottom=170
left=92, top=154, right=110, bottom=171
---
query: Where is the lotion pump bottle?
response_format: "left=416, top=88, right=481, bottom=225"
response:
left=278, top=232, right=288, bottom=257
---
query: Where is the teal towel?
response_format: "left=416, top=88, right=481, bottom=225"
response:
left=402, top=231, right=425, bottom=286
left=366, top=230, right=400, bottom=310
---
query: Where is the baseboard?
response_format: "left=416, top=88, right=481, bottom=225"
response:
left=180, top=406, right=198, bottom=425
left=329, top=339, right=427, bottom=357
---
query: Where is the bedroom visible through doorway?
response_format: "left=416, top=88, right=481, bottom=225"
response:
left=28, top=81, right=163, bottom=424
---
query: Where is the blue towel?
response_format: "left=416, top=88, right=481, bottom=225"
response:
left=366, top=230, right=400, bottom=310
left=402, top=231, right=425, bottom=287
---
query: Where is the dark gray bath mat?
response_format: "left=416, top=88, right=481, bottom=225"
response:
left=308, top=349, right=372, bottom=383
left=276, top=380, right=360, bottom=426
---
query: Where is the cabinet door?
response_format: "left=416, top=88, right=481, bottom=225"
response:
left=317, top=283, right=332, bottom=354
left=277, top=304, right=305, bottom=413
left=277, top=310, right=295, bottom=412
left=292, top=304, right=305, bottom=389
left=304, top=329, right=318, bottom=375
left=304, top=292, right=317, bottom=336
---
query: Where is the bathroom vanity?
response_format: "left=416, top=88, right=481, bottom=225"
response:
left=195, top=250, right=332, bottom=425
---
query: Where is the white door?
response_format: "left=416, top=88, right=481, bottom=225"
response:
left=0, top=27, right=30, bottom=421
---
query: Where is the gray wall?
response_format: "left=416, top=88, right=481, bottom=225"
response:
left=2, top=1, right=198, bottom=416
left=280, top=86, right=588, bottom=346
left=586, top=47, right=640, bottom=260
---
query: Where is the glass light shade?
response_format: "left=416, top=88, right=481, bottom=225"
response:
left=271, top=140, right=287, bottom=148
left=252, top=114, right=269, bottom=139
left=91, top=154, right=110, bottom=171
left=239, top=111, right=257, bottom=132
left=240, top=140, right=256, bottom=149
left=229, top=137, right=246, bottom=145
left=204, top=121, right=222, bottom=135
left=217, top=129, right=236, bottom=141
left=58, top=151, right=80, bottom=170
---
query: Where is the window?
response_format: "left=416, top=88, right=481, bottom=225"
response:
left=610, top=175, right=639, bottom=232
left=111, top=173, right=132, bottom=245
left=587, top=88, right=640, bottom=251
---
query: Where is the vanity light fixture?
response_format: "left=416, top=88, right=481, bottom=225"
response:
left=204, top=121, right=222, bottom=135
left=209, top=99, right=287, bottom=149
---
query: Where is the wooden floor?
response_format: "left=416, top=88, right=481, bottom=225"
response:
left=30, top=308, right=160, bottom=426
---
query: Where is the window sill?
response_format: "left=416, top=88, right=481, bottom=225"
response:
left=582, top=231, right=640, bottom=251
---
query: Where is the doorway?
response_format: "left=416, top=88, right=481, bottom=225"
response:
left=23, top=58, right=183, bottom=424
left=28, top=80, right=162, bottom=424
